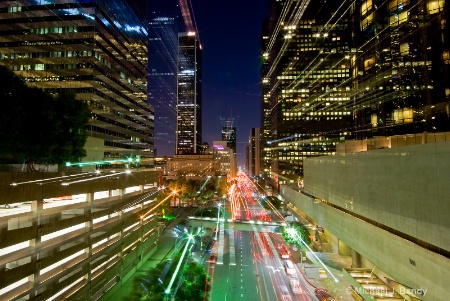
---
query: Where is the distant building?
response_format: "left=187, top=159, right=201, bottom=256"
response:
left=247, top=128, right=261, bottom=176
left=220, top=118, right=237, bottom=153
left=213, top=141, right=237, bottom=178
left=0, top=0, right=154, bottom=164
left=165, top=154, right=218, bottom=179
left=176, top=32, right=202, bottom=154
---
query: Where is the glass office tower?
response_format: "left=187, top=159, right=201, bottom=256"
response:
left=0, top=0, right=154, bottom=162
left=351, top=0, right=450, bottom=138
left=148, top=15, right=178, bottom=156
left=262, top=0, right=352, bottom=186
left=176, top=32, right=202, bottom=154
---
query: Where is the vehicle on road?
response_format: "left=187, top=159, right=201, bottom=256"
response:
left=0, top=203, right=23, bottom=209
left=289, top=278, right=302, bottom=294
left=284, top=259, right=297, bottom=276
left=276, top=243, right=291, bottom=258
left=207, top=255, right=217, bottom=264
left=205, top=240, right=216, bottom=253
left=279, top=285, right=292, bottom=301
left=315, top=288, right=336, bottom=301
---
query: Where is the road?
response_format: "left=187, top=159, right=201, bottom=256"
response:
left=204, top=228, right=318, bottom=301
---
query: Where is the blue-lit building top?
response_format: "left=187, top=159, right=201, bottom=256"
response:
left=148, top=16, right=178, bottom=156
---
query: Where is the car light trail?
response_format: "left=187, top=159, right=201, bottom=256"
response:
left=61, top=171, right=129, bottom=185
left=286, top=227, right=339, bottom=283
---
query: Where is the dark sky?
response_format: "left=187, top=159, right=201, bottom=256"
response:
left=190, top=1, right=269, bottom=166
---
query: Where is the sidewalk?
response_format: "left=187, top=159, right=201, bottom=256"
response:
left=290, top=247, right=356, bottom=301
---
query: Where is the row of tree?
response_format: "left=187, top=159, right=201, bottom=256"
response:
left=164, top=176, right=221, bottom=204
left=0, top=66, right=90, bottom=165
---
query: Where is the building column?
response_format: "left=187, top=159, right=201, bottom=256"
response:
left=30, top=198, right=44, bottom=299
left=351, top=249, right=363, bottom=268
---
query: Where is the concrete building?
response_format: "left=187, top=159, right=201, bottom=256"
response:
left=281, top=132, right=450, bottom=301
left=165, top=154, right=218, bottom=179
left=212, top=141, right=237, bottom=179
left=0, top=0, right=155, bottom=163
left=0, top=169, right=160, bottom=300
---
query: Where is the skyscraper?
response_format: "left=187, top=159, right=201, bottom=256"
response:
left=176, top=32, right=202, bottom=154
left=262, top=0, right=352, bottom=186
left=351, top=0, right=450, bottom=138
left=148, top=16, right=178, bottom=156
left=0, top=0, right=154, bottom=163
left=220, top=117, right=237, bottom=153
left=247, top=128, right=261, bottom=176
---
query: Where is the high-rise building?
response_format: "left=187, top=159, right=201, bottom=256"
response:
left=262, top=0, right=352, bottom=187
left=261, top=19, right=272, bottom=183
left=176, top=32, right=202, bottom=154
left=0, top=0, right=154, bottom=164
left=148, top=16, right=178, bottom=156
left=220, top=117, right=237, bottom=153
left=247, top=128, right=261, bottom=177
left=351, top=0, right=450, bottom=138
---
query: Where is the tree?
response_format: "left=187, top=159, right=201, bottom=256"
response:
left=282, top=222, right=311, bottom=247
left=261, top=196, right=282, bottom=211
left=0, top=66, right=90, bottom=165
left=133, top=256, right=210, bottom=301
left=175, top=260, right=211, bottom=300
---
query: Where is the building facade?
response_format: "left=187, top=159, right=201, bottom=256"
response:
left=165, top=154, right=218, bottom=178
left=351, top=0, right=450, bottom=138
left=262, top=0, right=450, bottom=187
left=0, top=170, right=160, bottom=301
left=212, top=141, right=237, bottom=178
left=0, top=0, right=155, bottom=164
left=176, top=32, right=202, bottom=155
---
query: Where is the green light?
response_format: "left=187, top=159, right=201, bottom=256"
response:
left=165, top=235, right=194, bottom=295
left=66, top=162, right=71, bottom=167
left=127, top=158, right=133, bottom=162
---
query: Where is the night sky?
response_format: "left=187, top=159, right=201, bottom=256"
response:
left=189, top=0, right=269, bottom=166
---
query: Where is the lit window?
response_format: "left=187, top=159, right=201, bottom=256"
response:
left=427, top=0, right=444, bottom=14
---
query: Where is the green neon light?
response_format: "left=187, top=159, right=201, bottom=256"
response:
left=165, top=235, right=194, bottom=295
left=65, top=157, right=140, bottom=167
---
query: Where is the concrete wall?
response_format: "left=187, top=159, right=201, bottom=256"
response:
left=282, top=186, right=450, bottom=301
left=303, top=141, right=450, bottom=253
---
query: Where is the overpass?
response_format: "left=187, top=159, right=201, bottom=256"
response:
left=186, top=216, right=287, bottom=232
